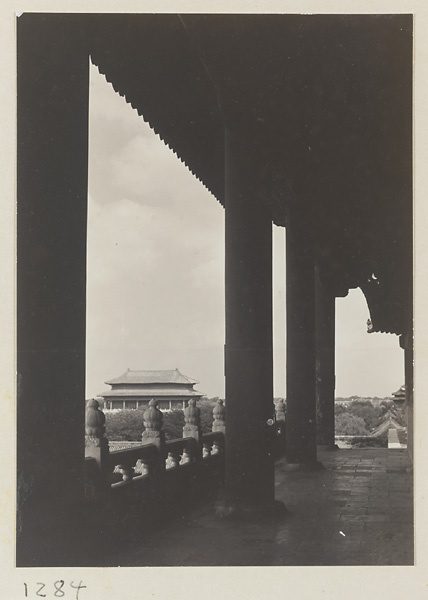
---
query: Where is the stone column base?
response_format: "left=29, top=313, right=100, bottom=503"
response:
left=215, top=498, right=287, bottom=520
left=317, top=443, right=340, bottom=451
left=283, top=460, right=325, bottom=472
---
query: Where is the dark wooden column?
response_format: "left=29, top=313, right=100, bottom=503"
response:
left=315, top=269, right=337, bottom=449
left=401, top=333, right=413, bottom=464
left=17, top=15, right=89, bottom=566
left=219, top=128, right=281, bottom=516
left=285, top=222, right=323, bottom=469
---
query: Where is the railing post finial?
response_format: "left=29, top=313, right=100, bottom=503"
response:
left=212, top=399, right=226, bottom=434
left=142, top=400, right=165, bottom=468
left=276, top=399, right=286, bottom=423
left=183, top=398, right=202, bottom=442
left=85, top=398, right=108, bottom=448
left=85, top=399, right=109, bottom=490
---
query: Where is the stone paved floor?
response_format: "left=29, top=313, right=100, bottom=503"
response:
left=113, top=449, right=413, bottom=566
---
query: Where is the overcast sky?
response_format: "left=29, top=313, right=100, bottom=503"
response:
left=86, top=62, right=404, bottom=400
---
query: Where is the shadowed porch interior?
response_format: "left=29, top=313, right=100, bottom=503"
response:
left=17, top=13, right=413, bottom=567
left=84, top=449, right=413, bottom=567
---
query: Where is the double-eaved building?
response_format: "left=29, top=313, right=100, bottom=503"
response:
left=98, top=368, right=203, bottom=411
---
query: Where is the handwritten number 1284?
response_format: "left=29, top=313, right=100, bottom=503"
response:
left=23, top=581, right=86, bottom=600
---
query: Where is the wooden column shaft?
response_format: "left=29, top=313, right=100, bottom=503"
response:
left=17, top=15, right=89, bottom=565
left=223, top=128, right=275, bottom=508
left=315, top=273, right=336, bottom=448
left=404, top=342, right=413, bottom=463
left=285, top=222, right=318, bottom=465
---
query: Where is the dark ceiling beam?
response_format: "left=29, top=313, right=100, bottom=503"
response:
left=87, top=13, right=412, bottom=335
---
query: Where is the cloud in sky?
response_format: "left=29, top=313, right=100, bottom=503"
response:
left=86, top=64, right=225, bottom=399
left=86, top=62, right=404, bottom=401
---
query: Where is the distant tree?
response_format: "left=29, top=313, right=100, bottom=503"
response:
left=105, top=409, right=144, bottom=441
left=162, top=400, right=218, bottom=439
left=380, top=399, right=393, bottom=409
left=163, top=410, right=185, bottom=440
left=198, top=398, right=217, bottom=433
left=335, top=413, right=369, bottom=436
left=205, top=396, right=219, bottom=403
left=333, top=396, right=408, bottom=440
left=347, top=400, right=383, bottom=431
left=104, top=398, right=221, bottom=441
left=335, top=404, right=347, bottom=417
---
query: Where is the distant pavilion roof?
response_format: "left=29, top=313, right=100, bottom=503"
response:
left=371, top=415, right=405, bottom=438
left=105, top=368, right=199, bottom=386
left=392, top=385, right=406, bottom=402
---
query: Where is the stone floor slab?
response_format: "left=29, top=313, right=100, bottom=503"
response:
left=110, top=448, right=413, bottom=567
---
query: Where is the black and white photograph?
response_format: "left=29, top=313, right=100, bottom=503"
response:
left=8, top=3, right=428, bottom=596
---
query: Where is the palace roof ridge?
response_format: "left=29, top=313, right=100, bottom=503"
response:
left=98, top=387, right=204, bottom=398
left=104, top=368, right=199, bottom=386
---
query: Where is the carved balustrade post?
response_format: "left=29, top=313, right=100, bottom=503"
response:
left=212, top=399, right=226, bottom=435
left=183, top=399, right=202, bottom=460
left=141, top=399, right=165, bottom=470
left=85, top=399, right=110, bottom=489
